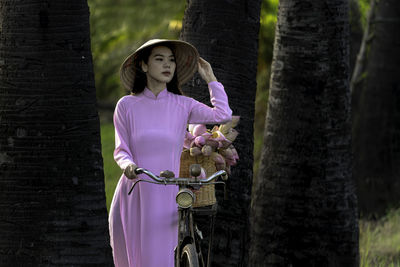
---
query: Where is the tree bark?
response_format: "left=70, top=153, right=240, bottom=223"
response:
left=250, top=1, right=359, bottom=266
left=353, top=0, right=400, bottom=216
left=0, top=1, right=113, bottom=265
left=180, top=0, right=261, bottom=266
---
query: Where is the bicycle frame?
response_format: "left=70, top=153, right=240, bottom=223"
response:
left=176, top=206, right=195, bottom=267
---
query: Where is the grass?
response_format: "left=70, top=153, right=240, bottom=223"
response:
left=100, top=122, right=400, bottom=265
left=360, top=209, right=400, bottom=266
left=100, top=122, right=121, bottom=211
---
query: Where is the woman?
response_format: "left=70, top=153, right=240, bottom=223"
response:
left=109, top=39, right=232, bottom=267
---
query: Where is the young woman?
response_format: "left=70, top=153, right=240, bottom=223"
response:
left=109, top=39, right=232, bottom=267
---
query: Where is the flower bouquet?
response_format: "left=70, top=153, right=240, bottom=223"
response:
left=179, top=116, right=240, bottom=207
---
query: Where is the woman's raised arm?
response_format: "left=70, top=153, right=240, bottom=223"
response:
left=188, top=81, right=232, bottom=124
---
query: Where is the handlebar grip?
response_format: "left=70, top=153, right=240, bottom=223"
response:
left=134, top=167, right=144, bottom=175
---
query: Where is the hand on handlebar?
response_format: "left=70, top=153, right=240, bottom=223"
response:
left=124, top=163, right=138, bottom=179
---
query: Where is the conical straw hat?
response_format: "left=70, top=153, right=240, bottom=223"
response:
left=120, top=39, right=199, bottom=90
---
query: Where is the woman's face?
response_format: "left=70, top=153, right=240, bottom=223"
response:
left=141, top=46, right=176, bottom=85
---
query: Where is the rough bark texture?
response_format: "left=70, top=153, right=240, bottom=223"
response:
left=180, top=0, right=261, bottom=266
left=353, top=0, right=400, bottom=216
left=249, top=1, right=359, bottom=266
left=0, top=1, right=113, bottom=265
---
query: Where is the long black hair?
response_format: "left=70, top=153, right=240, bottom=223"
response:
left=131, top=44, right=183, bottom=95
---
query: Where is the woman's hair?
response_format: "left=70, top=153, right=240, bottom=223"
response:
left=131, top=44, right=183, bottom=95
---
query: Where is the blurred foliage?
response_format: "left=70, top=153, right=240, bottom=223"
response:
left=359, top=0, right=372, bottom=27
left=88, top=0, right=185, bottom=101
left=253, top=0, right=278, bottom=179
left=257, top=0, right=279, bottom=73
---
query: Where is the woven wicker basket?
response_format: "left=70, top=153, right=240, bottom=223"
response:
left=179, top=149, right=216, bottom=207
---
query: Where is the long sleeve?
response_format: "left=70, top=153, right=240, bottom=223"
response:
left=113, top=98, right=135, bottom=170
left=188, top=81, right=232, bottom=124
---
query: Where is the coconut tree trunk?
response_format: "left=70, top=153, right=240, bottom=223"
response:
left=353, top=0, right=400, bottom=216
left=249, top=1, right=359, bottom=266
left=180, top=0, right=261, bottom=266
left=0, top=1, right=113, bottom=265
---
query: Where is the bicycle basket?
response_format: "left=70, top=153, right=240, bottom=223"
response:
left=179, top=149, right=216, bottom=207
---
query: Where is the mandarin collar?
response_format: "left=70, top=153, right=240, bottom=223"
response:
left=143, top=87, right=168, bottom=99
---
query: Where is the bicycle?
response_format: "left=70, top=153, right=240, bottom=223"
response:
left=127, top=164, right=227, bottom=267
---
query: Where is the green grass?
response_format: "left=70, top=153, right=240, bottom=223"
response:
left=100, top=122, right=121, bottom=211
left=360, top=209, right=400, bottom=266
left=100, top=122, right=400, bottom=265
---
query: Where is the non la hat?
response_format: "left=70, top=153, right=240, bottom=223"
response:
left=120, top=39, right=200, bottom=90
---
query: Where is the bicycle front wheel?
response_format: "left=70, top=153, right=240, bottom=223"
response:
left=180, top=243, right=199, bottom=267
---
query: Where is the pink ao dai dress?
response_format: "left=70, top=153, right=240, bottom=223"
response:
left=109, top=81, right=232, bottom=267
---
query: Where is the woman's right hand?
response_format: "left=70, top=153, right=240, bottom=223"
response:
left=124, top=163, right=138, bottom=179
left=198, top=57, right=217, bottom=84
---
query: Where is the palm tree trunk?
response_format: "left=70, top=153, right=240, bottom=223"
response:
left=0, top=1, right=113, bottom=265
left=249, top=1, right=359, bottom=266
left=353, top=0, right=400, bottom=216
left=180, top=0, right=261, bottom=266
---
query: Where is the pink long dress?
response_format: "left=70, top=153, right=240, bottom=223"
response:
left=109, top=81, right=232, bottom=267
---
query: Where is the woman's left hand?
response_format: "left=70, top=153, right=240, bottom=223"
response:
left=198, top=57, right=217, bottom=84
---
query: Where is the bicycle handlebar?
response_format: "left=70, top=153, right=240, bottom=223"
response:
left=128, top=168, right=227, bottom=195
left=134, top=168, right=164, bottom=182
